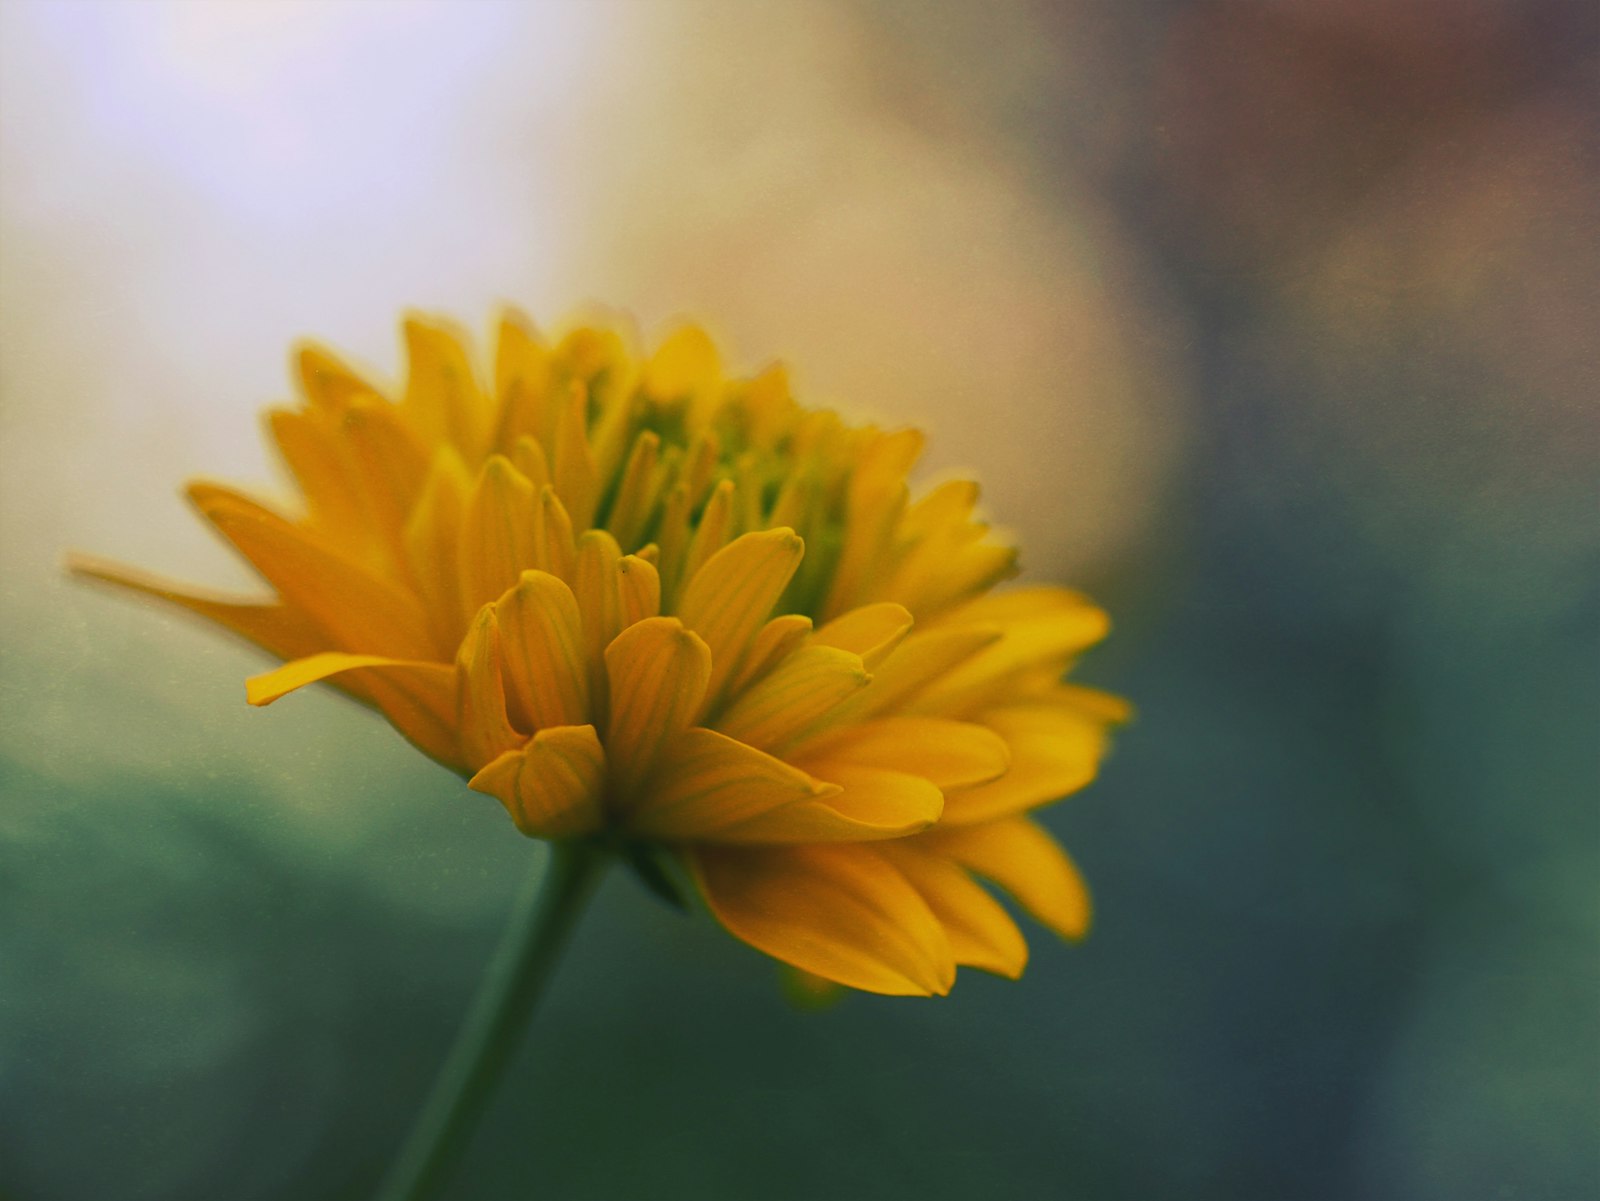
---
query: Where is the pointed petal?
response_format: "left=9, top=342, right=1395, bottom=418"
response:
left=187, top=482, right=434, bottom=659
left=725, top=613, right=812, bottom=696
left=293, top=342, right=381, bottom=411
left=494, top=570, right=590, bottom=733
left=677, top=528, right=804, bottom=707
left=882, top=845, right=1027, bottom=978
left=401, top=314, right=490, bottom=458
left=552, top=381, right=599, bottom=529
left=627, top=726, right=838, bottom=840
left=939, top=705, right=1110, bottom=825
left=492, top=309, right=554, bottom=452
left=68, top=555, right=324, bottom=661
left=713, top=645, right=870, bottom=752
left=469, top=724, right=606, bottom=839
left=644, top=323, right=721, bottom=401
left=403, top=448, right=473, bottom=653
left=454, top=607, right=522, bottom=768
left=728, top=761, right=941, bottom=842
left=458, top=456, right=538, bottom=622
left=795, top=716, right=1009, bottom=790
left=243, top=652, right=459, bottom=768
left=920, top=817, right=1092, bottom=940
left=813, top=602, right=913, bottom=669
left=604, top=617, right=712, bottom=798
left=911, top=591, right=1111, bottom=718
left=692, top=843, right=954, bottom=996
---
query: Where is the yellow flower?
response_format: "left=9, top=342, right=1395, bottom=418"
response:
left=72, top=310, right=1129, bottom=997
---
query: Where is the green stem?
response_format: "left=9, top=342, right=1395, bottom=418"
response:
left=378, top=840, right=608, bottom=1201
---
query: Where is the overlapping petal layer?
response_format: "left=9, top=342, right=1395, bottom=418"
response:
left=72, top=310, right=1128, bottom=995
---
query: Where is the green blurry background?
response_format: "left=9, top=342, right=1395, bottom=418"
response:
left=2, top=2, right=1595, bottom=1198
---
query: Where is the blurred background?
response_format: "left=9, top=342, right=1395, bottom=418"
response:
left=2, top=1, right=1595, bottom=1198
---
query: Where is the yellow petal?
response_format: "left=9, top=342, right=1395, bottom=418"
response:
left=534, top=485, right=577, bottom=583
left=457, top=456, right=538, bottom=623
left=403, top=448, right=472, bottom=653
left=627, top=726, right=838, bottom=840
left=573, top=529, right=625, bottom=703
left=725, top=613, right=813, bottom=697
left=711, top=760, right=942, bottom=844
left=267, top=408, right=372, bottom=564
left=293, top=342, right=379, bottom=411
left=845, top=624, right=1000, bottom=721
left=469, top=724, right=606, bottom=839
left=676, top=528, right=804, bottom=708
left=604, top=617, right=712, bottom=799
left=812, top=602, right=913, bottom=669
left=795, top=716, right=1009, bottom=790
left=911, top=599, right=1111, bottom=718
left=921, top=816, right=1092, bottom=940
left=674, top=478, right=734, bottom=605
left=338, top=397, right=431, bottom=571
left=401, top=314, right=490, bottom=458
left=881, top=845, right=1027, bottom=978
left=552, top=381, right=599, bottom=529
left=242, top=651, right=459, bottom=769
left=494, top=571, right=589, bottom=733
left=604, top=430, right=662, bottom=550
left=692, top=843, right=954, bottom=996
left=454, top=607, right=522, bottom=768
left=617, top=554, right=661, bottom=628
left=712, top=645, right=870, bottom=752
left=68, top=555, right=324, bottom=661
left=644, top=323, right=721, bottom=402
left=187, top=482, right=434, bottom=659
left=939, top=705, right=1109, bottom=825
left=492, top=309, right=554, bottom=452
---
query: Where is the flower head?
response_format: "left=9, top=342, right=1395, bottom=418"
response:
left=73, top=310, right=1129, bottom=996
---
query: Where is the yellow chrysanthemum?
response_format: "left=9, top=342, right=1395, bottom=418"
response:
left=72, top=310, right=1129, bottom=997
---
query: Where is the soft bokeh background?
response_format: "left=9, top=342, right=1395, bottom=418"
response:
left=2, top=1, right=1595, bottom=1198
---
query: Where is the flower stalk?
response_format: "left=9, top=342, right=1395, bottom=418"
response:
left=378, top=840, right=608, bottom=1201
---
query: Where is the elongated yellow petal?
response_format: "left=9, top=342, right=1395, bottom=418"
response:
left=677, top=528, right=804, bottom=708
left=617, top=554, right=661, bottom=628
left=627, top=726, right=838, bottom=840
left=469, top=724, right=605, bottom=838
left=293, top=342, right=379, bottom=411
left=881, top=845, right=1027, bottom=978
left=843, top=624, right=1000, bottom=721
left=604, top=617, right=712, bottom=799
left=812, top=602, right=913, bottom=669
left=188, top=482, right=434, bottom=659
left=675, top=478, right=734, bottom=602
left=494, top=571, right=589, bottom=733
left=644, top=323, right=720, bottom=402
left=493, top=310, right=553, bottom=452
left=402, top=315, right=490, bottom=458
left=921, top=816, right=1092, bottom=940
left=710, top=759, right=942, bottom=844
left=67, top=555, right=324, bottom=661
left=403, top=448, right=472, bottom=654
left=605, top=430, right=661, bottom=550
left=794, top=716, right=1009, bottom=790
left=535, top=485, right=576, bottom=582
left=458, top=456, right=538, bottom=623
left=940, top=705, right=1108, bottom=825
left=243, top=651, right=459, bottom=768
left=725, top=613, right=812, bottom=697
left=911, top=600, right=1111, bottom=717
left=692, top=843, right=954, bottom=996
left=454, top=607, right=522, bottom=768
left=552, top=381, right=599, bottom=529
left=267, top=408, right=372, bottom=564
left=712, top=645, right=870, bottom=752
left=339, top=397, right=430, bottom=571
